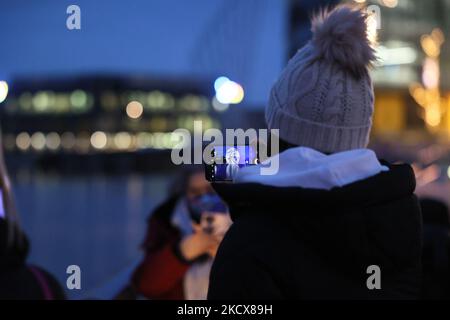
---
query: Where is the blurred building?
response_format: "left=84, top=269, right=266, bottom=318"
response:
left=1, top=0, right=450, bottom=168
left=0, top=75, right=267, bottom=174
left=286, top=0, right=450, bottom=186
left=0, top=0, right=283, bottom=174
left=290, top=0, right=450, bottom=147
left=360, top=0, right=450, bottom=144
left=0, top=76, right=219, bottom=173
left=354, top=0, right=450, bottom=187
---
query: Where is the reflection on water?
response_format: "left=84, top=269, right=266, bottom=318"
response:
left=12, top=173, right=174, bottom=299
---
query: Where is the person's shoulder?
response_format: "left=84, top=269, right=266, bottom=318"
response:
left=28, top=265, right=66, bottom=300
left=218, top=211, right=285, bottom=258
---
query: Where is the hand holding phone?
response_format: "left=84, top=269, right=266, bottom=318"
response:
left=179, top=223, right=220, bottom=261
left=205, top=145, right=259, bottom=182
left=200, top=212, right=232, bottom=237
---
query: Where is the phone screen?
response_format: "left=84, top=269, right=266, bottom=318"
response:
left=205, top=145, right=258, bottom=182
left=0, top=190, right=4, bottom=219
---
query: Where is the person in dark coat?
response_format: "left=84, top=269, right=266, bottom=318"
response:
left=0, top=134, right=65, bottom=300
left=208, top=5, right=423, bottom=300
left=0, top=220, right=65, bottom=300
left=420, top=198, right=450, bottom=299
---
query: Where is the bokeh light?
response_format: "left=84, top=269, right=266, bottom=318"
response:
left=61, top=132, right=76, bottom=150
left=212, top=97, right=229, bottom=112
left=214, top=77, right=229, bottom=92
left=114, top=132, right=132, bottom=150
left=46, top=132, right=61, bottom=150
left=214, top=77, right=245, bottom=105
left=366, top=13, right=378, bottom=45
left=0, top=81, right=9, bottom=103
left=126, top=101, right=144, bottom=119
left=30, top=132, right=46, bottom=151
left=91, top=131, right=108, bottom=149
left=70, top=90, right=88, bottom=109
left=16, top=132, right=31, bottom=151
left=381, top=0, right=398, bottom=8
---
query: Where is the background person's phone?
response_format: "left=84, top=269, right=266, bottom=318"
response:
left=200, top=212, right=232, bottom=237
left=0, top=190, right=5, bottom=219
left=204, top=145, right=259, bottom=182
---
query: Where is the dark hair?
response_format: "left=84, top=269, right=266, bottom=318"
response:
left=0, top=218, right=29, bottom=265
left=0, top=132, right=26, bottom=251
left=168, top=165, right=205, bottom=198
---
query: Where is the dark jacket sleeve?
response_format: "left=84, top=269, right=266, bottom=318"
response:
left=207, top=248, right=284, bottom=300
left=132, top=199, right=190, bottom=299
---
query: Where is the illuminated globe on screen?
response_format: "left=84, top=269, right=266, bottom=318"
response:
left=225, top=147, right=240, bottom=165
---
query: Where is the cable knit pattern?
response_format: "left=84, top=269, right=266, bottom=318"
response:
left=266, top=5, right=376, bottom=154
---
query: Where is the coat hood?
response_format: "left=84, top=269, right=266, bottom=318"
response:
left=234, top=147, right=388, bottom=189
left=213, top=150, right=422, bottom=276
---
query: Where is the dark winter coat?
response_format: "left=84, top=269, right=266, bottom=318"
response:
left=208, top=162, right=422, bottom=300
left=0, top=219, right=65, bottom=300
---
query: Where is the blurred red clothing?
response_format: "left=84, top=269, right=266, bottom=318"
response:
left=132, top=197, right=190, bottom=300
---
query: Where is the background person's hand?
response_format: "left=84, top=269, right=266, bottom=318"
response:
left=206, top=237, right=221, bottom=258
left=179, top=223, right=220, bottom=261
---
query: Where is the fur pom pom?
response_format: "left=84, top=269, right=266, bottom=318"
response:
left=311, top=5, right=376, bottom=77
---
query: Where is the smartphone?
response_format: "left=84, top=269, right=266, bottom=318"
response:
left=204, top=145, right=259, bottom=182
left=200, top=212, right=232, bottom=237
left=0, top=190, right=4, bottom=219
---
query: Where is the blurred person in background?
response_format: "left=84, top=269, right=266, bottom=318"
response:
left=0, top=134, right=65, bottom=300
left=117, top=166, right=231, bottom=300
left=208, top=5, right=422, bottom=300
left=420, top=198, right=450, bottom=299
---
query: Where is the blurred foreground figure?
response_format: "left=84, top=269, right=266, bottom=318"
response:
left=420, top=198, right=450, bottom=299
left=118, top=167, right=231, bottom=300
left=0, top=135, right=65, bottom=300
left=209, top=5, right=422, bottom=300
